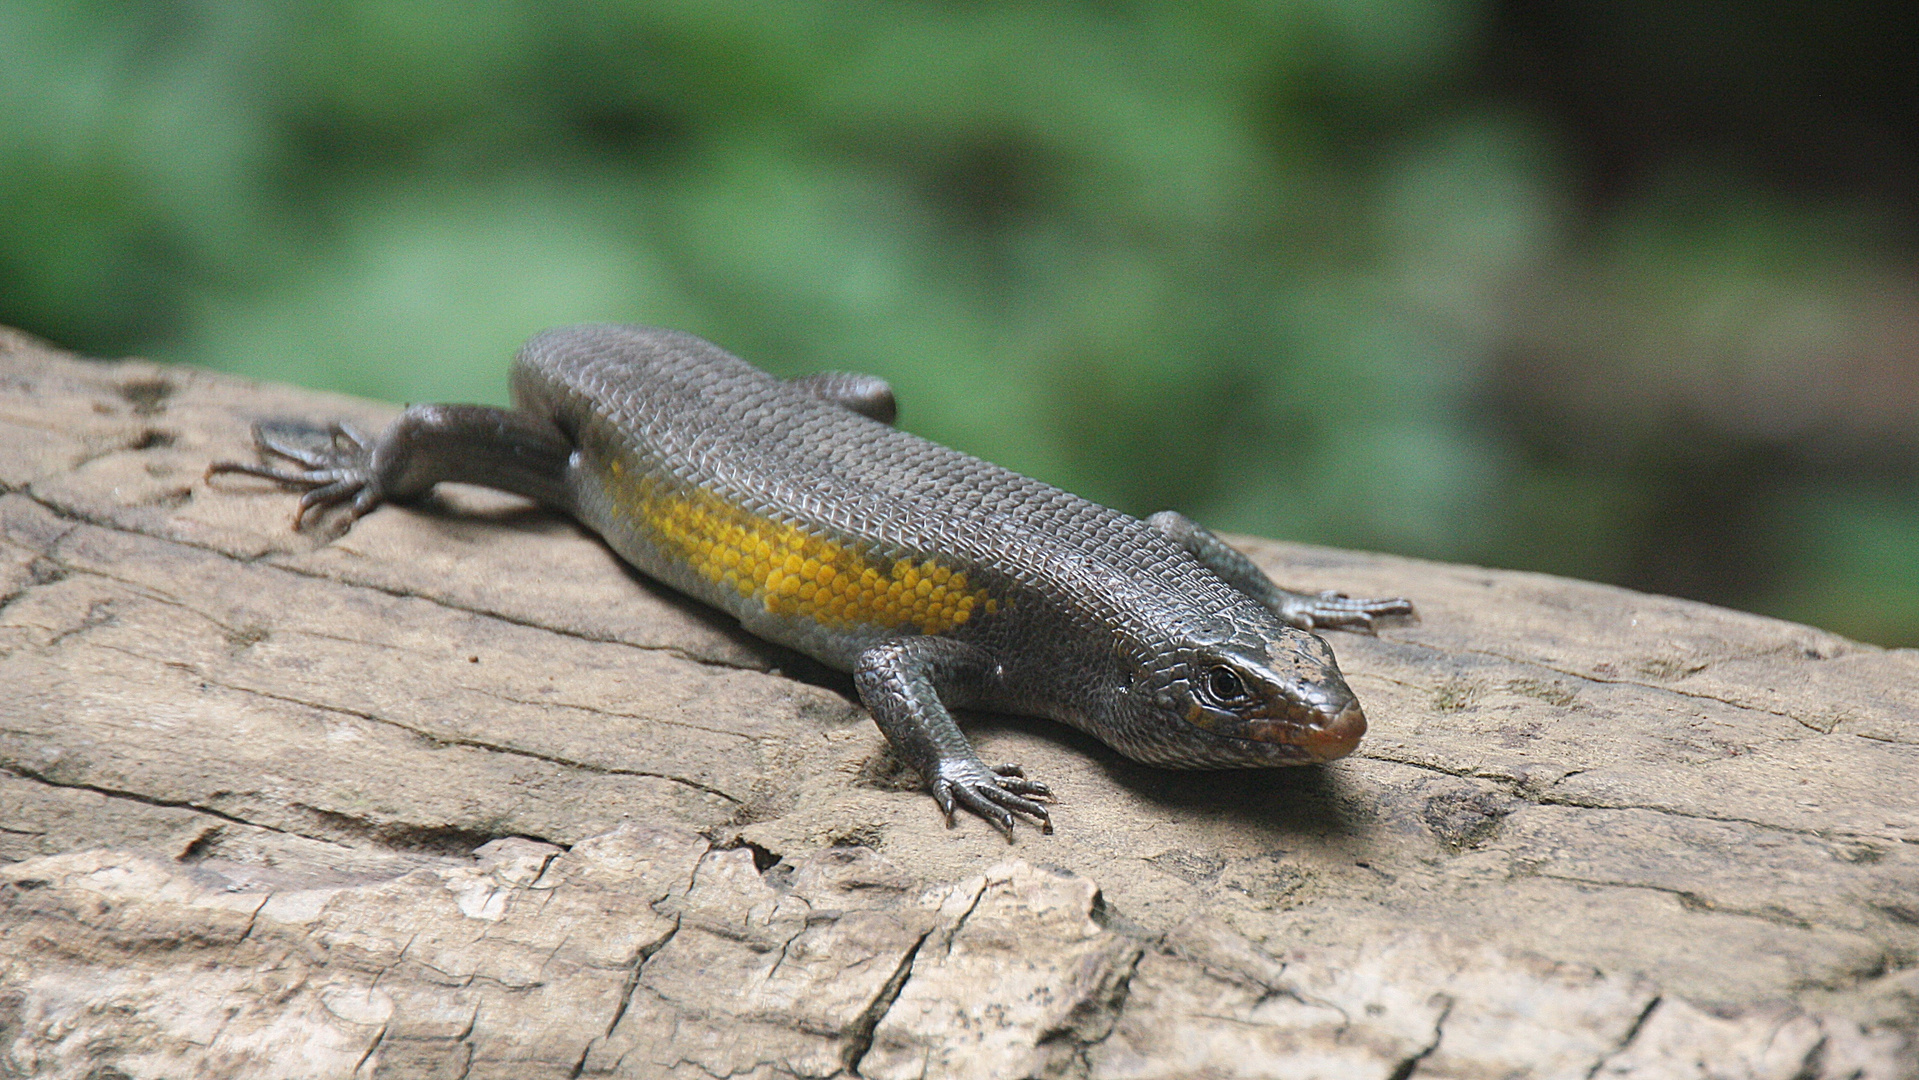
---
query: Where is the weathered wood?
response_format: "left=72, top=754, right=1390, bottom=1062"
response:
left=1, top=326, right=1914, bottom=1078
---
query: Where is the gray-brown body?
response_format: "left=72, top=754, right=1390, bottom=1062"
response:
left=212, top=324, right=1413, bottom=834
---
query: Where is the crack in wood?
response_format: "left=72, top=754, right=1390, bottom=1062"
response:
left=82, top=639, right=746, bottom=805
left=1587, top=995, right=1662, bottom=1079
left=1526, top=871, right=1816, bottom=930
left=1, top=764, right=306, bottom=841
left=842, top=929, right=930, bottom=1078
left=1378, top=635, right=1881, bottom=735
left=1387, top=993, right=1452, bottom=1080
left=0, top=763, right=565, bottom=857
left=1362, top=751, right=1911, bottom=845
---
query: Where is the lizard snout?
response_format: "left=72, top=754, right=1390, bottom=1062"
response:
left=1299, top=699, right=1366, bottom=762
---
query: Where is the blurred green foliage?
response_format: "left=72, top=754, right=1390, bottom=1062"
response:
left=2, top=0, right=1914, bottom=644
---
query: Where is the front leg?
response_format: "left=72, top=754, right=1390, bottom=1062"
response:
left=854, top=636, right=1051, bottom=837
left=1147, top=511, right=1414, bottom=633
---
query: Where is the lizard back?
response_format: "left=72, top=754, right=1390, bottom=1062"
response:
left=510, top=324, right=1249, bottom=671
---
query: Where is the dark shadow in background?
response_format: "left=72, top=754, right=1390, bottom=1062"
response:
left=1486, top=0, right=1919, bottom=212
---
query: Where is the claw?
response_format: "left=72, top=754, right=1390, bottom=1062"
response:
left=348, top=484, right=382, bottom=522
left=948, top=779, right=1013, bottom=835
left=932, top=759, right=1054, bottom=837
left=296, top=479, right=357, bottom=522
left=976, top=784, right=1052, bottom=833
left=207, top=420, right=385, bottom=532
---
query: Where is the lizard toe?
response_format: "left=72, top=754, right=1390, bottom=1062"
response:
left=989, top=763, right=1052, bottom=799
left=950, top=782, right=1017, bottom=837
left=1000, top=776, right=1051, bottom=798
left=977, top=784, right=1052, bottom=833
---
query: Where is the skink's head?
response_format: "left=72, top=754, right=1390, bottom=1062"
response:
left=1123, top=626, right=1365, bottom=768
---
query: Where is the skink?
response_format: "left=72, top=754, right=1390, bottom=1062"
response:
left=211, top=325, right=1413, bottom=835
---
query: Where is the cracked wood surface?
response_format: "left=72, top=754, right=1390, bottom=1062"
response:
left=0, top=326, right=1915, bottom=1079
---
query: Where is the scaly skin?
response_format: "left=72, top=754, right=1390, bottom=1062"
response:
left=209, top=325, right=1414, bottom=836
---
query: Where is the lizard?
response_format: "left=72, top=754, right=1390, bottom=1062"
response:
left=208, top=324, right=1414, bottom=836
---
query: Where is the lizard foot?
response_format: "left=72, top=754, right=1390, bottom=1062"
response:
left=206, top=421, right=386, bottom=529
left=1278, top=590, right=1416, bottom=634
left=932, top=758, right=1053, bottom=839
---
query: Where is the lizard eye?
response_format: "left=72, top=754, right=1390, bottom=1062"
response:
left=1203, top=665, right=1250, bottom=706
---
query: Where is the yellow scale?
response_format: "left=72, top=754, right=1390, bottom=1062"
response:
left=609, top=461, right=998, bottom=635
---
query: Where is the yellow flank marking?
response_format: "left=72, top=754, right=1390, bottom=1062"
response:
left=608, top=464, right=995, bottom=634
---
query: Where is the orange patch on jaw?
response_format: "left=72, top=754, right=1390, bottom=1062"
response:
left=607, top=461, right=997, bottom=634
left=1186, top=703, right=1367, bottom=761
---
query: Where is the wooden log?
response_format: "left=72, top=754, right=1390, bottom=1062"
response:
left=0, top=326, right=1913, bottom=1078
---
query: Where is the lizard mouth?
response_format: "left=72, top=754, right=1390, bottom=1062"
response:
left=1234, top=700, right=1366, bottom=761
left=1181, top=692, right=1368, bottom=762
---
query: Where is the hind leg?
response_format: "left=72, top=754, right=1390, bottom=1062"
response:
left=1146, top=510, right=1415, bottom=633
left=207, top=405, right=575, bottom=529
